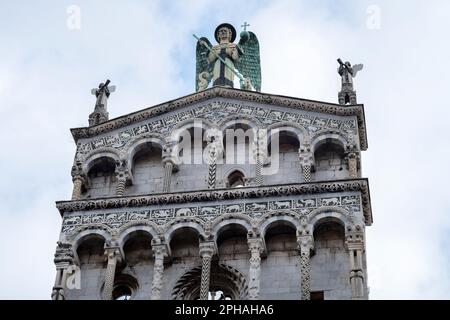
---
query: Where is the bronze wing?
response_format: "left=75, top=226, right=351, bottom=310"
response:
left=196, top=37, right=213, bottom=91
left=236, top=32, right=261, bottom=91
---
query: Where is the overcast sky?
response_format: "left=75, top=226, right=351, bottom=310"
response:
left=1, top=0, right=450, bottom=299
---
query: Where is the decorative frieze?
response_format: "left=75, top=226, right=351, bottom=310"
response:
left=74, top=98, right=359, bottom=161
left=60, top=192, right=364, bottom=234
left=57, top=179, right=371, bottom=224
left=71, top=87, right=367, bottom=150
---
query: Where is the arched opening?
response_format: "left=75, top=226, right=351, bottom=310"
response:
left=169, top=227, right=201, bottom=264
left=311, top=219, right=350, bottom=299
left=226, top=170, right=246, bottom=187
left=72, top=235, right=106, bottom=299
left=220, top=122, right=255, bottom=186
left=111, top=274, right=139, bottom=300
left=260, top=220, right=299, bottom=299
left=222, top=122, right=254, bottom=166
left=129, top=142, right=163, bottom=195
left=171, top=263, right=248, bottom=300
left=314, top=139, right=347, bottom=181
left=174, top=126, right=208, bottom=191
left=267, top=130, right=301, bottom=184
left=86, top=157, right=116, bottom=198
left=216, top=223, right=249, bottom=271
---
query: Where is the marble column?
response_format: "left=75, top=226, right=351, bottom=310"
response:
left=345, top=225, right=366, bottom=299
left=51, top=242, right=74, bottom=300
left=297, top=233, right=314, bottom=300
left=150, top=241, right=167, bottom=300
left=253, top=130, right=268, bottom=186
left=162, top=141, right=178, bottom=193
left=71, top=175, right=84, bottom=200
left=247, top=237, right=264, bottom=300
left=70, top=161, right=85, bottom=200
left=162, top=161, right=174, bottom=192
left=299, top=144, right=314, bottom=182
left=206, top=135, right=223, bottom=189
left=199, top=241, right=215, bottom=300
left=102, top=242, right=122, bottom=300
left=347, top=152, right=359, bottom=178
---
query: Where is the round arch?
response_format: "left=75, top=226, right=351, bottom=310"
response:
left=310, top=130, right=348, bottom=154
left=164, top=219, right=206, bottom=244
left=70, top=226, right=113, bottom=253
left=258, top=212, right=301, bottom=238
left=83, top=150, right=120, bottom=175
left=124, top=134, right=165, bottom=171
left=170, top=118, right=215, bottom=141
left=266, top=122, right=306, bottom=146
left=211, top=215, right=252, bottom=242
left=219, top=115, right=261, bottom=132
left=117, top=221, right=159, bottom=251
left=308, top=207, right=350, bottom=232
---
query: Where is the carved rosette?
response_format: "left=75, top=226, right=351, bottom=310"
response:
left=199, top=241, right=215, bottom=300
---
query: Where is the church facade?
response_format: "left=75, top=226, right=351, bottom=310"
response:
left=52, top=24, right=372, bottom=301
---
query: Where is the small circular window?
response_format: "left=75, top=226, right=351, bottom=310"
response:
left=103, top=274, right=138, bottom=300
left=113, top=285, right=132, bottom=300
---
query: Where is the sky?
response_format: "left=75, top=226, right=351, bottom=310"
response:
left=1, top=0, right=450, bottom=299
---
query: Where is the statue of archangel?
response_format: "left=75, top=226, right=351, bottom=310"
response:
left=195, top=22, right=261, bottom=92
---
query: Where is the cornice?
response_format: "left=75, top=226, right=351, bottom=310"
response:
left=71, top=87, right=368, bottom=150
left=56, top=178, right=373, bottom=225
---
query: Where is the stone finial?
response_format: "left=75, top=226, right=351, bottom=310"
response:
left=89, top=80, right=116, bottom=126
left=337, top=59, right=363, bottom=105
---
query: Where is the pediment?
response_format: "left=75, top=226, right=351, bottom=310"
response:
left=73, top=87, right=368, bottom=159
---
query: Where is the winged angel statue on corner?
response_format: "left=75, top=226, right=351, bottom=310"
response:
left=194, top=22, right=261, bottom=92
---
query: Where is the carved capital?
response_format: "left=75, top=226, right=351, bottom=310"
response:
left=151, top=239, right=168, bottom=260
left=104, top=240, right=123, bottom=264
left=54, top=242, right=74, bottom=266
left=199, top=241, right=215, bottom=258
left=115, top=160, right=130, bottom=180
left=345, top=224, right=365, bottom=250
left=162, top=141, right=180, bottom=170
left=247, top=237, right=264, bottom=255
left=296, top=233, right=314, bottom=253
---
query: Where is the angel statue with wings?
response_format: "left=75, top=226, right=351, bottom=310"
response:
left=194, top=22, right=261, bottom=92
left=337, top=58, right=363, bottom=89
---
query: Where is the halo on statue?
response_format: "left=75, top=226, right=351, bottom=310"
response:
left=214, top=23, right=236, bottom=43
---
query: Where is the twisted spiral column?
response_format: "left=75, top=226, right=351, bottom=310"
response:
left=199, top=241, right=215, bottom=300
left=297, top=234, right=314, bottom=300
left=207, top=147, right=217, bottom=189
